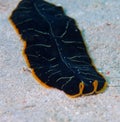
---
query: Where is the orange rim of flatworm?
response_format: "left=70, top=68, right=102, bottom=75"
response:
left=67, top=81, right=84, bottom=98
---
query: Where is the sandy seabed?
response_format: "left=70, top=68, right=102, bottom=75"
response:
left=0, top=0, right=120, bottom=122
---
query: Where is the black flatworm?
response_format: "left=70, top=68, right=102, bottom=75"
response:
left=9, top=0, right=107, bottom=97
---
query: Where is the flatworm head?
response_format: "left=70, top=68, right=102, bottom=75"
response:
left=9, top=0, right=107, bottom=98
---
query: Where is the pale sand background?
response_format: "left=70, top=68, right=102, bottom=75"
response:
left=0, top=0, right=120, bottom=122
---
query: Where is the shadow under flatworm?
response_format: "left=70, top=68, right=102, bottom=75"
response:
left=9, top=0, right=108, bottom=97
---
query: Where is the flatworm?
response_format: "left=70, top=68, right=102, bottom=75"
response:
left=9, top=0, right=107, bottom=97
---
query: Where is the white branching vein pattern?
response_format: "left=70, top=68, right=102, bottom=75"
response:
left=48, top=70, right=61, bottom=78
left=22, top=28, right=50, bottom=35
left=27, top=43, right=51, bottom=49
left=16, top=18, right=33, bottom=25
left=10, top=0, right=107, bottom=96
left=61, top=40, right=82, bottom=44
